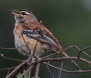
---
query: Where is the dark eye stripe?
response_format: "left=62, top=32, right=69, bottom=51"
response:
left=21, top=12, right=26, bottom=15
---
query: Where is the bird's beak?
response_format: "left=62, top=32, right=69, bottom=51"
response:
left=10, top=10, right=19, bottom=15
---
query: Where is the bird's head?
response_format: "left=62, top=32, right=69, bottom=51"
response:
left=10, top=9, right=38, bottom=23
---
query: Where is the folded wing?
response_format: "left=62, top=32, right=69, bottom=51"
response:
left=22, top=25, right=60, bottom=48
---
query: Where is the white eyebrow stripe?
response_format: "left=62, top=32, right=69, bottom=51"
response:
left=21, top=11, right=30, bottom=14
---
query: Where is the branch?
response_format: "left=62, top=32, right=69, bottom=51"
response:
left=6, top=56, right=91, bottom=78
left=0, top=47, right=16, bottom=50
left=17, top=65, right=34, bottom=78
left=78, top=46, right=91, bottom=58
left=5, top=56, right=32, bottom=78
left=0, top=54, right=23, bottom=62
left=46, top=64, right=54, bottom=78
left=43, top=62, right=91, bottom=73
left=35, top=63, right=40, bottom=78
left=3, top=45, right=91, bottom=78
left=41, top=57, right=91, bottom=64
left=58, top=61, right=63, bottom=78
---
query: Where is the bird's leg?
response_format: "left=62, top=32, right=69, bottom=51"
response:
left=30, top=50, right=35, bottom=63
left=34, top=54, right=42, bottom=62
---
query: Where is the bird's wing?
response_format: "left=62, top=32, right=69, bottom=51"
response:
left=22, top=22, right=61, bottom=49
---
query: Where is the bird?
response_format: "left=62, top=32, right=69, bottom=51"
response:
left=11, top=9, right=79, bottom=68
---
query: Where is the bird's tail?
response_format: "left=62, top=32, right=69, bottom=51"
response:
left=55, top=44, right=80, bottom=69
left=61, top=51, right=70, bottom=57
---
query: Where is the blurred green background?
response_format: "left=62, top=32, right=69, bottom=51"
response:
left=0, top=0, right=91, bottom=78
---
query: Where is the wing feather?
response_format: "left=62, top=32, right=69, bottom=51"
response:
left=22, top=25, right=59, bottom=48
left=22, top=22, right=62, bottom=49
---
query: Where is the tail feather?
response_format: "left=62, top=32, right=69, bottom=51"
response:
left=61, top=51, right=69, bottom=57
left=53, top=44, right=80, bottom=69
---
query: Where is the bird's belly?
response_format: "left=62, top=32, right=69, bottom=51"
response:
left=14, top=34, right=49, bottom=56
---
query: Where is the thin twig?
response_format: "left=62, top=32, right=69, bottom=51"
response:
left=65, top=45, right=91, bottom=59
left=22, top=34, right=31, bottom=55
left=35, top=63, right=40, bottom=78
left=28, top=70, right=31, bottom=78
left=42, top=46, right=81, bottom=70
left=5, top=56, right=32, bottom=78
left=43, top=51, right=81, bottom=70
left=0, top=66, right=16, bottom=71
left=82, top=51, right=91, bottom=58
left=42, top=45, right=75, bottom=59
left=63, top=45, right=76, bottom=51
left=0, top=54, right=23, bottom=62
left=58, top=61, right=63, bottom=78
left=43, top=62, right=91, bottom=73
left=6, top=70, right=11, bottom=77
left=0, top=47, right=16, bottom=50
left=78, top=46, right=91, bottom=59
left=18, top=65, right=34, bottom=78
left=72, top=46, right=91, bottom=58
left=46, top=64, right=54, bottom=78
left=42, top=57, right=91, bottom=64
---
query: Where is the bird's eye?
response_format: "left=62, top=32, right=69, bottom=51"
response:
left=21, top=12, right=26, bottom=15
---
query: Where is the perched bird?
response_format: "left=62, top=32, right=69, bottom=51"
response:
left=11, top=9, right=79, bottom=68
